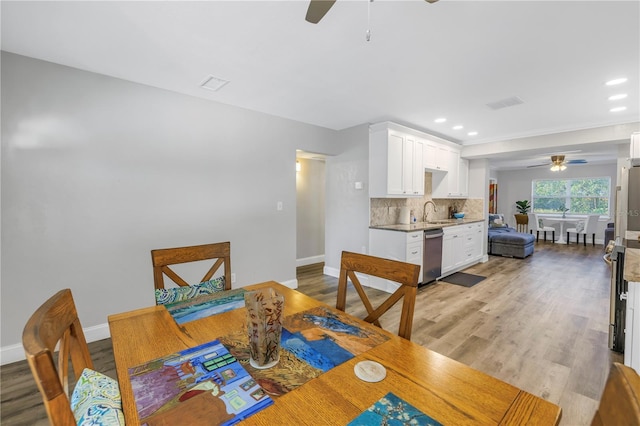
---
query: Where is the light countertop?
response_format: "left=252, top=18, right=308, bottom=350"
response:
left=370, top=218, right=485, bottom=232
left=624, top=231, right=640, bottom=283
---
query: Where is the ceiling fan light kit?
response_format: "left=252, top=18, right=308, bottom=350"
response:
left=526, top=154, right=588, bottom=171
left=550, top=164, right=567, bottom=172
left=550, top=155, right=567, bottom=172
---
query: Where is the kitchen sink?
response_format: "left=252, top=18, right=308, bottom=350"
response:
left=427, top=220, right=454, bottom=224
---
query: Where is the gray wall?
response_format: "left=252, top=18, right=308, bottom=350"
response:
left=495, top=162, right=618, bottom=240
left=0, top=52, right=342, bottom=359
left=295, top=157, right=325, bottom=264
left=324, top=124, right=370, bottom=276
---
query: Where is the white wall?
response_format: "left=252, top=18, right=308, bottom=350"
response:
left=324, top=124, right=370, bottom=276
left=295, top=157, right=325, bottom=265
left=0, top=52, right=342, bottom=361
left=468, top=158, right=490, bottom=255
left=495, top=162, right=617, bottom=240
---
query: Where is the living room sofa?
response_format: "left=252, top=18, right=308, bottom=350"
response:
left=488, top=214, right=535, bottom=258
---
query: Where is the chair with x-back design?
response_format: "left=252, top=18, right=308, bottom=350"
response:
left=336, top=251, right=421, bottom=340
left=151, top=242, right=232, bottom=304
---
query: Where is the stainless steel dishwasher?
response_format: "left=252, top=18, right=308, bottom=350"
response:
left=423, top=228, right=443, bottom=284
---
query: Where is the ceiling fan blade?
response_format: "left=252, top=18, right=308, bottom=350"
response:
left=566, top=159, right=587, bottom=164
left=305, top=0, right=337, bottom=24
left=527, top=163, right=551, bottom=168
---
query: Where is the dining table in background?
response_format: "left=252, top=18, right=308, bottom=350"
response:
left=542, top=216, right=579, bottom=244
left=108, top=281, right=561, bottom=425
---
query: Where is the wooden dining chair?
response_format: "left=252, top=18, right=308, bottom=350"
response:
left=22, top=289, right=124, bottom=425
left=151, top=241, right=232, bottom=291
left=591, top=362, right=640, bottom=426
left=336, top=251, right=421, bottom=340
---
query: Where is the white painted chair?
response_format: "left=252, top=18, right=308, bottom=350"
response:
left=566, top=214, right=600, bottom=246
left=528, top=213, right=555, bottom=243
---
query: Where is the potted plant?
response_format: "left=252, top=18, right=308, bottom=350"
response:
left=558, top=205, right=570, bottom=218
left=514, top=200, right=531, bottom=228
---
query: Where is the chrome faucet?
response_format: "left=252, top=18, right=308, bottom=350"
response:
left=423, top=200, right=437, bottom=222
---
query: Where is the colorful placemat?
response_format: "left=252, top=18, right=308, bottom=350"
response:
left=166, top=288, right=246, bottom=325
left=128, top=339, right=273, bottom=426
left=348, top=392, right=442, bottom=426
left=219, top=306, right=390, bottom=396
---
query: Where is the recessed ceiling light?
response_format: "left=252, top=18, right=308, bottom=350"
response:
left=434, top=118, right=447, bottom=123
left=606, top=77, right=627, bottom=86
left=467, top=131, right=478, bottom=136
left=608, top=93, right=628, bottom=101
left=452, top=125, right=464, bottom=130
left=610, top=106, right=627, bottom=112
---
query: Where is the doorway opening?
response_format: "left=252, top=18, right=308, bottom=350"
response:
left=295, top=151, right=326, bottom=268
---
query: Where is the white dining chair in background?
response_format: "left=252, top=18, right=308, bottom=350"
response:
left=528, top=213, right=556, bottom=243
left=566, top=214, right=600, bottom=246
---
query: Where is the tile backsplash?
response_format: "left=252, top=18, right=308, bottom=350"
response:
left=370, top=197, right=484, bottom=226
left=370, top=172, right=485, bottom=226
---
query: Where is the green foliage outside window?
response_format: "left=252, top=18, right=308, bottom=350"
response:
left=532, top=177, right=610, bottom=215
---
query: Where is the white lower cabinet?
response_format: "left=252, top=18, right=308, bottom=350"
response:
left=441, top=231, right=460, bottom=275
left=441, top=223, right=484, bottom=276
left=369, top=229, right=423, bottom=293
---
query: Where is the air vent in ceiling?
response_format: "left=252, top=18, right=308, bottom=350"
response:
left=199, top=75, right=229, bottom=92
left=486, top=96, right=524, bottom=110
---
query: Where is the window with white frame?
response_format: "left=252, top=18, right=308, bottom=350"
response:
left=531, top=177, right=611, bottom=215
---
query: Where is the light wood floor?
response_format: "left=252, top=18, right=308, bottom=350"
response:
left=1, top=241, right=622, bottom=425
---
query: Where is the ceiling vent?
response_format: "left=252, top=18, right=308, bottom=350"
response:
left=486, top=96, right=524, bottom=110
left=199, top=75, right=230, bottom=92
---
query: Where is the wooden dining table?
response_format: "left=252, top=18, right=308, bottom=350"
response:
left=108, top=281, right=561, bottom=425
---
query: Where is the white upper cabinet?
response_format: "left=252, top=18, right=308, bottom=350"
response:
left=386, top=131, right=405, bottom=195
left=370, top=124, right=425, bottom=198
left=409, top=136, right=425, bottom=196
left=432, top=147, right=469, bottom=199
left=458, top=158, right=469, bottom=197
left=423, top=141, right=448, bottom=171
left=369, top=122, right=467, bottom=199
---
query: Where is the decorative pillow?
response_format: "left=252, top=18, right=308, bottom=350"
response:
left=576, top=221, right=585, bottom=233
left=538, top=218, right=544, bottom=228
left=70, top=368, right=124, bottom=426
left=488, top=214, right=505, bottom=225
left=490, top=222, right=507, bottom=228
left=155, top=277, right=226, bottom=305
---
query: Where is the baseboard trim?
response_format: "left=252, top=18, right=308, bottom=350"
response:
left=324, top=265, right=340, bottom=278
left=296, top=255, right=325, bottom=267
left=2, top=323, right=111, bottom=366
left=278, top=279, right=298, bottom=289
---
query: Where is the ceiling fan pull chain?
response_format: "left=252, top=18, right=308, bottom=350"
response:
left=366, top=0, right=372, bottom=41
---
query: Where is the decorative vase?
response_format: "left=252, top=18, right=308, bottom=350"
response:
left=244, top=288, right=284, bottom=369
